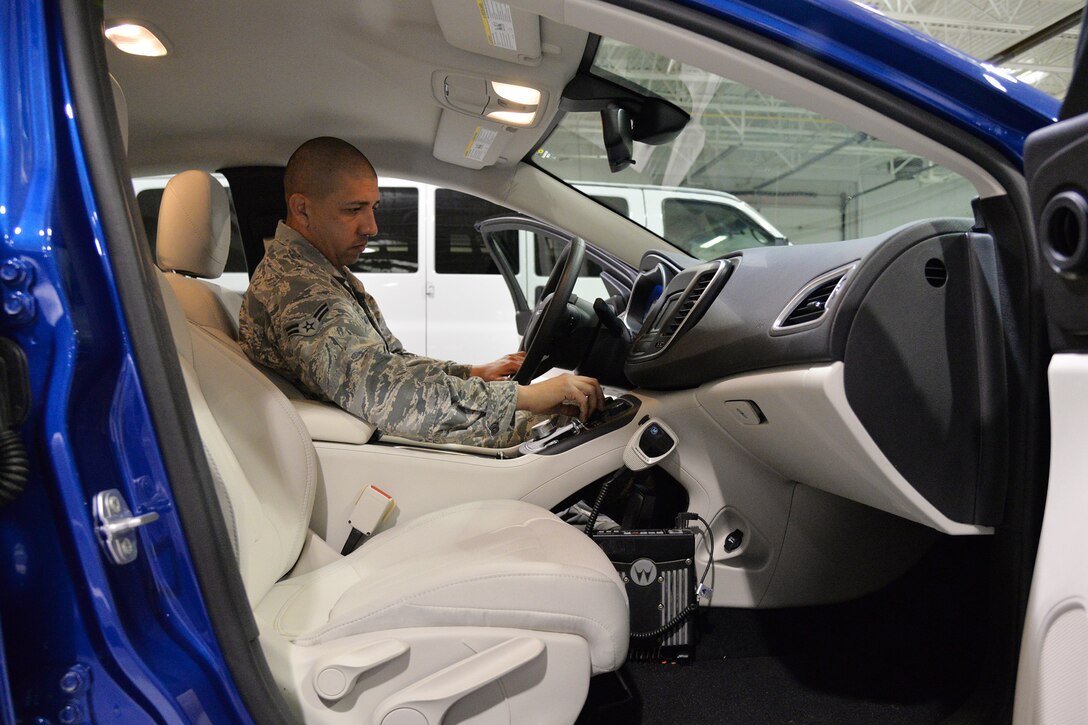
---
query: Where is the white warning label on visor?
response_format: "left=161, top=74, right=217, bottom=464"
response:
left=477, top=0, right=517, bottom=51
left=464, top=126, right=498, bottom=162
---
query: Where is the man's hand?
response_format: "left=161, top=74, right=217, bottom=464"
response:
left=470, top=352, right=526, bottom=381
left=516, top=373, right=605, bottom=422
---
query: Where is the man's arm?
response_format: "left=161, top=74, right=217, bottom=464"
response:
left=470, top=352, right=525, bottom=381
left=516, top=373, right=605, bottom=421
left=280, top=296, right=519, bottom=445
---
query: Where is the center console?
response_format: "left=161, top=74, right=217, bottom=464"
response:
left=518, top=394, right=642, bottom=456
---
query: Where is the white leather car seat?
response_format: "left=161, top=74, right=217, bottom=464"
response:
left=157, top=270, right=629, bottom=723
left=156, top=169, right=242, bottom=339
left=154, top=169, right=381, bottom=446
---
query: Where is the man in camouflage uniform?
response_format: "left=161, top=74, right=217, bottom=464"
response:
left=239, top=137, right=604, bottom=447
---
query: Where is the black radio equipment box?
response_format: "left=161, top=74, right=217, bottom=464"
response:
left=592, top=528, right=697, bottom=663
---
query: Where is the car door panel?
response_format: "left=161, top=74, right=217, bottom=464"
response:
left=1015, top=33, right=1088, bottom=720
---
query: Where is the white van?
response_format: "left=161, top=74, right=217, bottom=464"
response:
left=133, top=175, right=783, bottom=363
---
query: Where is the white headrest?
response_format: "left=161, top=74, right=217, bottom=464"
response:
left=156, top=170, right=232, bottom=279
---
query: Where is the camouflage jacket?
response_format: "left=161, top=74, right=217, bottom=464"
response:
left=239, top=222, right=531, bottom=447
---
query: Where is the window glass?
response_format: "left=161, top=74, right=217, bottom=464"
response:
left=136, top=187, right=248, bottom=274
left=590, top=195, right=629, bottom=216
left=349, top=187, right=418, bottom=273
left=534, top=38, right=977, bottom=251
left=533, top=235, right=604, bottom=279
left=434, top=189, right=519, bottom=274
left=857, top=0, right=1079, bottom=101
left=663, top=198, right=777, bottom=260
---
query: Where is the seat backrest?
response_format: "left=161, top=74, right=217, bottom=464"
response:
left=157, top=170, right=242, bottom=339
left=159, top=272, right=317, bottom=604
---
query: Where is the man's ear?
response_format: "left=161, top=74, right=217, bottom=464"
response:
left=287, top=192, right=309, bottom=227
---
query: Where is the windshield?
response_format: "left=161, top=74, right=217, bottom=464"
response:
left=860, top=0, right=1080, bottom=100
left=534, top=38, right=978, bottom=259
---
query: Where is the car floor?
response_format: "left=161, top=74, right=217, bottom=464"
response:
left=578, top=536, right=996, bottom=724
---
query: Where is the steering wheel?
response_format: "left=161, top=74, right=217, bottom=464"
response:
left=514, top=237, right=586, bottom=384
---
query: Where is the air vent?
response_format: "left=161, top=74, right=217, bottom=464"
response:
left=780, top=278, right=841, bottom=326
left=773, top=262, right=857, bottom=333
left=924, top=258, right=947, bottom=287
left=662, top=270, right=715, bottom=337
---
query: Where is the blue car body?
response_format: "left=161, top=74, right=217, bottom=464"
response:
left=0, top=0, right=1062, bottom=722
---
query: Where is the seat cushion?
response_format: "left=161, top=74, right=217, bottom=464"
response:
left=255, top=500, right=629, bottom=674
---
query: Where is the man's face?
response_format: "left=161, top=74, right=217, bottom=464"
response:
left=296, top=171, right=380, bottom=267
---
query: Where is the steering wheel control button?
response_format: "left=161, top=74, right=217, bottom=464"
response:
left=724, top=400, right=766, bottom=426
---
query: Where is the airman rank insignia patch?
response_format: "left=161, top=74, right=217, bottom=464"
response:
left=285, top=303, right=330, bottom=337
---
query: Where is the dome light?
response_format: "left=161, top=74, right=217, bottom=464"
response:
left=486, top=110, right=537, bottom=126
left=105, top=22, right=169, bottom=57
left=491, top=82, right=541, bottom=107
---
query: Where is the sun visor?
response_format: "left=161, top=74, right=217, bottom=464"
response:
left=433, top=110, right=512, bottom=169
left=431, top=0, right=541, bottom=65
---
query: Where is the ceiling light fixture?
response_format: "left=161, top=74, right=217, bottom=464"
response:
left=104, top=22, right=169, bottom=57
left=486, top=110, right=537, bottom=126
left=491, top=82, right=541, bottom=107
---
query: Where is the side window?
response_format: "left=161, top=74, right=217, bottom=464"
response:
left=434, top=189, right=519, bottom=274
left=662, top=199, right=775, bottom=260
left=137, top=186, right=248, bottom=274
left=349, top=186, right=418, bottom=273
left=590, top=195, right=630, bottom=217
left=530, top=234, right=607, bottom=306
left=534, top=235, right=603, bottom=278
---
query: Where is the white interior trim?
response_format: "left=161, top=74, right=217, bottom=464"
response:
left=696, top=362, right=992, bottom=535
left=1015, top=354, right=1088, bottom=724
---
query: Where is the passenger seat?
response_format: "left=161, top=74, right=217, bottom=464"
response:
left=157, top=273, right=629, bottom=723
left=150, top=171, right=629, bottom=723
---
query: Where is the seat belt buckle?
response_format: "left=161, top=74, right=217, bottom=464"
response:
left=342, top=485, right=395, bottom=555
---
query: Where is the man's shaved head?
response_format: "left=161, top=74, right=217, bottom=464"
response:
left=283, top=137, right=381, bottom=267
left=284, top=136, right=376, bottom=203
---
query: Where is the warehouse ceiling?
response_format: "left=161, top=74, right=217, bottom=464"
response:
left=869, top=0, right=1081, bottom=99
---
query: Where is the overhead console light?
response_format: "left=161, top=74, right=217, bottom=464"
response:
left=487, top=82, right=540, bottom=126
left=491, top=82, right=541, bottom=107
left=434, top=72, right=546, bottom=128
left=486, top=109, right=536, bottom=126
left=104, top=22, right=169, bottom=57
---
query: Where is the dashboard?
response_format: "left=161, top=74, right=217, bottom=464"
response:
left=617, top=218, right=1011, bottom=532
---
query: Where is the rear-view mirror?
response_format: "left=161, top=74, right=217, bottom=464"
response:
left=601, top=104, right=634, bottom=173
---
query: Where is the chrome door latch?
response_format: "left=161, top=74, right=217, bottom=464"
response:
left=93, top=489, right=159, bottom=565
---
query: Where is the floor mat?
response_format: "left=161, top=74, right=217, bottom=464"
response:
left=583, top=535, right=994, bottom=724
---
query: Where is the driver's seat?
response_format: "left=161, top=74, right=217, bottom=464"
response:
left=157, top=271, right=629, bottom=723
